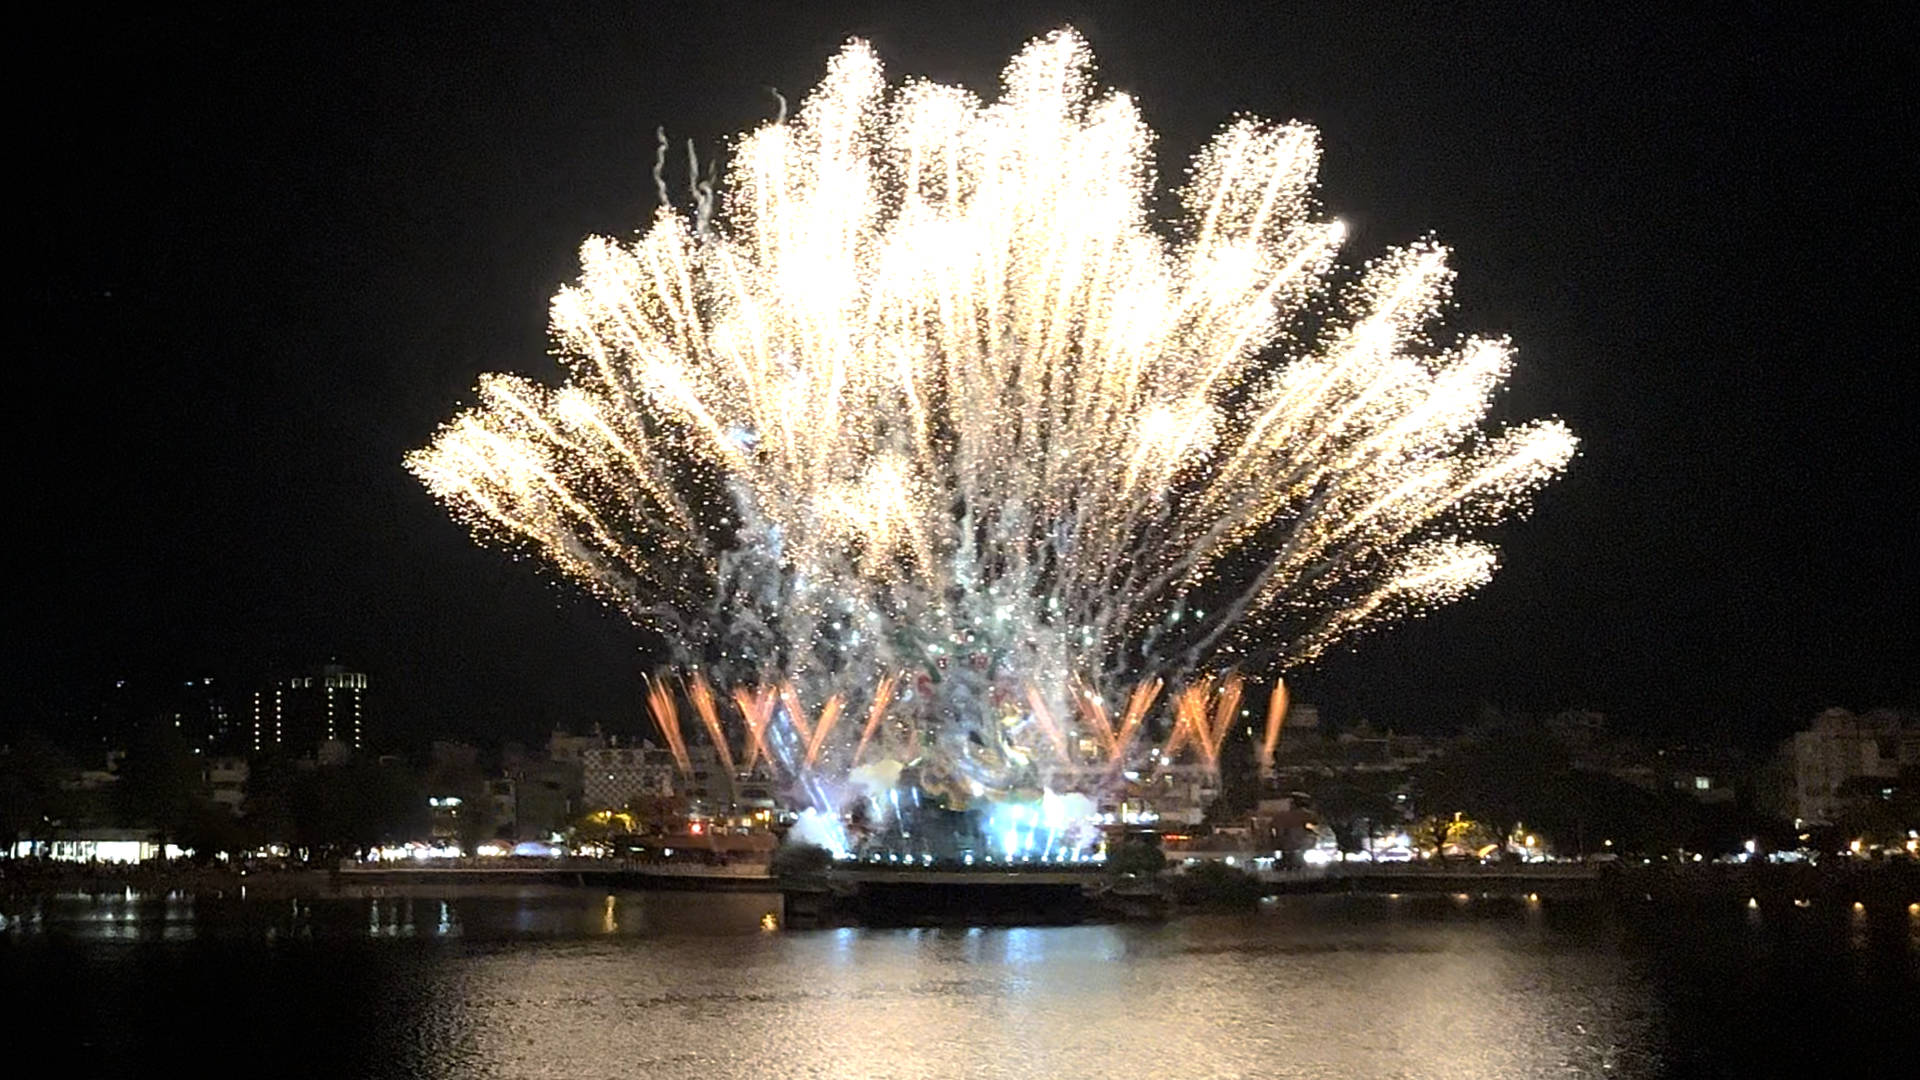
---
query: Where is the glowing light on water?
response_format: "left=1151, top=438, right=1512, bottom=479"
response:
left=407, top=29, right=1574, bottom=851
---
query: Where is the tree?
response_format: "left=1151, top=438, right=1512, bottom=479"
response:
left=425, top=747, right=493, bottom=854
left=1412, top=719, right=1572, bottom=836
left=1312, top=772, right=1401, bottom=856
left=771, top=841, right=832, bottom=878
left=1894, top=765, right=1920, bottom=825
left=0, top=731, right=74, bottom=854
left=625, top=793, right=692, bottom=835
left=337, top=758, right=429, bottom=853
left=452, top=794, right=496, bottom=855
left=1106, top=835, right=1166, bottom=877
left=1166, top=860, right=1263, bottom=908
left=176, top=800, right=256, bottom=863
left=1405, top=717, right=1707, bottom=857
left=1834, top=775, right=1910, bottom=849
left=1679, top=799, right=1775, bottom=857
left=115, top=723, right=208, bottom=848
left=1409, top=813, right=1497, bottom=859
left=241, top=753, right=300, bottom=849
left=1546, top=770, right=1683, bottom=856
left=1410, top=814, right=1452, bottom=859
left=1205, top=722, right=1261, bottom=824
left=239, top=757, right=431, bottom=863
left=297, top=759, right=428, bottom=860
left=570, top=809, right=632, bottom=849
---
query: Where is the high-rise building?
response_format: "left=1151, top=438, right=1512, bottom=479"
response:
left=93, top=675, right=245, bottom=755
left=251, top=664, right=368, bottom=755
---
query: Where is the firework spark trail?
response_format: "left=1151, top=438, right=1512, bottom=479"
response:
left=1024, top=683, right=1072, bottom=761
left=1163, top=679, right=1212, bottom=771
left=1070, top=673, right=1117, bottom=759
left=1112, top=678, right=1164, bottom=770
left=852, top=673, right=897, bottom=764
left=805, top=693, right=846, bottom=767
left=1209, top=672, right=1245, bottom=768
left=732, top=685, right=777, bottom=774
left=1260, top=680, right=1289, bottom=768
left=644, top=674, right=691, bottom=776
left=778, top=682, right=813, bottom=748
left=685, top=671, right=735, bottom=775
left=408, top=28, right=1575, bottom=843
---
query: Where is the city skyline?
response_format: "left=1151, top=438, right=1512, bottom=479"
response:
left=15, top=6, right=1914, bottom=750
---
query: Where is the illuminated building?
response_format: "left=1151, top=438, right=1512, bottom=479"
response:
left=250, top=663, right=368, bottom=755
left=581, top=741, right=678, bottom=811
left=9, top=829, right=185, bottom=863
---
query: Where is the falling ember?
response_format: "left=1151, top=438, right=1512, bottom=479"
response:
left=407, top=28, right=1574, bottom=859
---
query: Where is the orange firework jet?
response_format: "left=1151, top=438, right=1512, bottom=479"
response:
left=643, top=674, right=691, bottom=776
left=1163, top=677, right=1212, bottom=767
left=1024, top=684, right=1072, bottom=760
left=804, top=693, right=846, bottom=767
left=1259, top=680, right=1289, bottom=769
left=853, top=673, right=898, bottom=764
left=1209, top=672, right=1245, bottom=767
left=732, top=685, right=778, bottom=774
left=684, top=671, right=735, bottom=775
left=1112, top=677, right=1163, bottom=768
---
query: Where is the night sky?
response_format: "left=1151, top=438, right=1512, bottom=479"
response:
left=19, top=5, right=1914, bottom=750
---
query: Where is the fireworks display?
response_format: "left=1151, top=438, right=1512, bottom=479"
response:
left=407, top=30, right=1574, bottom=860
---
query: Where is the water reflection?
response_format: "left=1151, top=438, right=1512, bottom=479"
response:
left=440, top=902, right=1663, bottom=1080
left=3, top=890, right=1915, bottom=1079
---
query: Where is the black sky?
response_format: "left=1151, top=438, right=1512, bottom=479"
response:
left=17, top=4, right=1915, bottom=749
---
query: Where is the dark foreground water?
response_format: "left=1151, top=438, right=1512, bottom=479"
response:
left=3, top=887, right=1916, bottom=1078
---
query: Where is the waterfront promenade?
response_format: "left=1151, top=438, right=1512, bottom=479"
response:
left=328, top=856, right=1603, bottom=896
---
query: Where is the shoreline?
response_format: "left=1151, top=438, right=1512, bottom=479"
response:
left=5, top=859, right=1914, bottom=915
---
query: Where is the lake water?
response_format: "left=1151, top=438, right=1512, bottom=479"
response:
left=3, top=887, right=1915, bottom=1078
